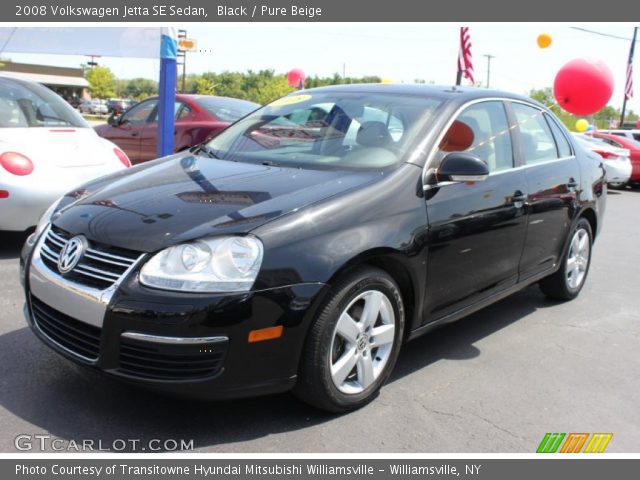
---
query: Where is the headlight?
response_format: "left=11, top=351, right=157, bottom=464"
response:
left=139, top=236, right=264, bottom=293
left=34, top=196, right=63, bottom=238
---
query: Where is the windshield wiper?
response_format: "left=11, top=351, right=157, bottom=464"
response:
left=191, top=144, right=222, bottom=159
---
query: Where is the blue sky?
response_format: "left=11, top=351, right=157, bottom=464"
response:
left=4, top=25, right=638, bottom=112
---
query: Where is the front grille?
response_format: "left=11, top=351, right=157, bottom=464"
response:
left=30, top=295, right=101, bottom=362
left=118, top=338, right=226, bottom=381
left=39, top=225, right=142, bottom=290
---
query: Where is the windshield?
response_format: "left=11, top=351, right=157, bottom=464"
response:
left=0, top=77, right=88, bottom=128
left=206, top=91, right=443, bottom=170
left=195, top=96, right=260, bottom=122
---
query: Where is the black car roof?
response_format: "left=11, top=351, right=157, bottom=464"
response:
left=300, top=83, right=544, bottom=109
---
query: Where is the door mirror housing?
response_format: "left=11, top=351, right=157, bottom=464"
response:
left=107, top=113, right=120, bottom=126
left=437, top=152, right=489, bottom=183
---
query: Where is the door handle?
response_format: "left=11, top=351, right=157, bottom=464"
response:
left=131, top=132, right=138, bottom=137
left=511, top=191, right=527, bottom=203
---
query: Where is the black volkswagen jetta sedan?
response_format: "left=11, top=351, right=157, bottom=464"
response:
left=21, top=84, right=606, bottom=412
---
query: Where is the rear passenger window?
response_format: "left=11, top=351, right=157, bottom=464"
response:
left=512, top=103, right=559, bottom=164
left=545, top=114, right=572, bottom=158
left=437, top=101, right=514, bottom=172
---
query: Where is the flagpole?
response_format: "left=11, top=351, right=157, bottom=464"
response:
left=620, top=26, right=638, bottom=127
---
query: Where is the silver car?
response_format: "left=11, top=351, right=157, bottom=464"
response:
left=0, top=75, right=130, bottom=232
left=79, top=99, right=109, bottom=115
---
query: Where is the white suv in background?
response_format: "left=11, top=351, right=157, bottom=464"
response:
left=599, top=129, right=640, bottom=142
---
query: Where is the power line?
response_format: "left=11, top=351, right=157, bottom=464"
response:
left=570, top=27, right=639, bottom=43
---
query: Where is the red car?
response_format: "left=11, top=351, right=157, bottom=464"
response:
left=591, top=131, right=640, bottom=185
left=95, top=94, right=259, bottom=164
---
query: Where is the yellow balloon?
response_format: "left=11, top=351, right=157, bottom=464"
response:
left=575, top=119, right=589, bottom=132
left=537, top=33, right=552, bottom=49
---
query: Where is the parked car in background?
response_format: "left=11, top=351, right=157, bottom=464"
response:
left=22, top=85, right=606, bottom=412
left=107, top=98, right=134, bottom=115
left=589, top=131, right=640, bottom=186
left=94, top=94, right=259, bottom=164
left=66, top=97, right=81, bottom=109
left=598, top=129, right=640, bottom=142
left=0, top=75, right=131, bottom=232
left=573, top=133, right=632, bottom=188
left=79, top=99, right=109, bottom=115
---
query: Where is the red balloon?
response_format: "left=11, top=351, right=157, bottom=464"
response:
left=553, top=58, right=614, bottom=116
left=287, top=69, right=306, bottom=88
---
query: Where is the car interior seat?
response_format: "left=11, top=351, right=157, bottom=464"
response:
left=339, top=121, right=397, bottom=167
left=460, top=116, right=496, bottom=171
left=0, top=98, right=15, bottom=127
left=520, top=132, right=539, bottom=162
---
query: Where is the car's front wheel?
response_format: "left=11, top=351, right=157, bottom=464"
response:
left=539, top=217, right=593, bottom=300
left=294, top=266, right=404, bottom=412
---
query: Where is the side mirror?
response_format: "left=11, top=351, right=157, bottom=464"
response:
left=437, top=152, right=489, bottom=183
left=107, top=113, right=120, bottom=126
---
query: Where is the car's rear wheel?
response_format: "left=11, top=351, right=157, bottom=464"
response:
left=608, top=182, right=627, bottom=190
left=294, top=266, right=404, bottom=412
left=539, top=218, right=592, bottom=301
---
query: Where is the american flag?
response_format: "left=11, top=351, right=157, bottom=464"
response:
left=625, top=29, right=636, bottom=100
left=457, top=27, right=474, bottom=85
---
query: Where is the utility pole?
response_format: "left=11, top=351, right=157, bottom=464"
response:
left=620, top=27, right=638, bottom=127
left=85, top=55, right=100, bottom=69
left=483, top=54, right=495, bottom=88
left=177, top=29, right=187, bottom=93
left=342, top=62, right=346, bottom=79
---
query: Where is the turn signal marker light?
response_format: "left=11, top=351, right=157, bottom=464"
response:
left=248, top=326, right=283, bottom=343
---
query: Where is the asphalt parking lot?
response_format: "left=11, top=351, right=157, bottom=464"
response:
left=1, top=189, right=639, bottom=453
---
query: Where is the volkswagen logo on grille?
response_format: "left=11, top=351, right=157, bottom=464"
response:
left=57, top=236, right=87, bottom=274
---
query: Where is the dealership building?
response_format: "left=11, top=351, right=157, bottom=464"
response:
left=0, top=61, right=89, bottom=101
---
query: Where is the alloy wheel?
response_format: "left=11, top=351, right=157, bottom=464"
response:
left=329, top=290, right=396, bottom=394
left=566, top=227, right=590, bottom=290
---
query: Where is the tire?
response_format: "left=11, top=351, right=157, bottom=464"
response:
left=608, top=182, right=627, bottom=190
left=294, top=266, right=405, bottom=413
left=539, top=218, right=593, bottom=301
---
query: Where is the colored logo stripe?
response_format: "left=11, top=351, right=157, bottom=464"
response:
left=536, top=433, right=613, bottom=453
left=560, top=433, right=589, bottom=453
left=584, top=433, right=613, bottom=453
left=537, top=433, right=566, bottom=453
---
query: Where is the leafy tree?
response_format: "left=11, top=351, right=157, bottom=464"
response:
left=120, top=78, right=158, bottom=100
left=528, top=88, right=627, bottom=130
left=194, top=77, right=215, bottom=95
left=85, top=66, right=117, bottom=99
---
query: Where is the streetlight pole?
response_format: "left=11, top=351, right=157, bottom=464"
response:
left=483, top=53, right=496, bottom=88
left=483, top=54, right=495, bottom=88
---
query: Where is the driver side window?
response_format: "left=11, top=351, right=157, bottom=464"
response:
left=436, top=101, right=514, bottom=173
left=121, top=100, right=157, bottom=125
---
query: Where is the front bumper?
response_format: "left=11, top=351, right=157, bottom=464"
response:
left=22, top=230, right=327, bottom=400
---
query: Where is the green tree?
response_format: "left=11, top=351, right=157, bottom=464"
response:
left=120, top=78, right=158, bottom=100
left=194, top=77, right=215, bottom=95
left=85, top=66, right=117, bottom=99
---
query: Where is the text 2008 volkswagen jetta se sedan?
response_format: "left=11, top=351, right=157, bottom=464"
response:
left=21, top=85, right=606, bottom=412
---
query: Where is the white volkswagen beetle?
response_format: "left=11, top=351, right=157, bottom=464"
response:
left=0, top=75, right=131, bottom=232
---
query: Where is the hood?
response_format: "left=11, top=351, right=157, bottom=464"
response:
left=53, top=153, right=380, bottom=252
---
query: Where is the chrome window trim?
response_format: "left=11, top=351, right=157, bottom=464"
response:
left=421, top=97, right=577, bottom=183
left=121, top=332, right=229, bottom=345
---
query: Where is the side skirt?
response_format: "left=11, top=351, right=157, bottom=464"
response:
left=407, top=265, right=558, bottom=342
